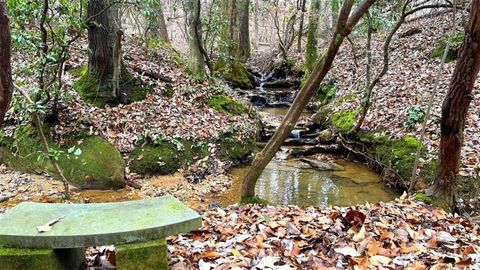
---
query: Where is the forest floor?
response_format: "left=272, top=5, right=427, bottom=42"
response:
left=317, top=13, right=479, bottom=178
left=1, top=11, right=480, bottom=270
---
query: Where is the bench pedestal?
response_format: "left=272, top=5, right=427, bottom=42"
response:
left=0, top=247, right=85, bottom=270
left=116, top=239, right=167, bottom=270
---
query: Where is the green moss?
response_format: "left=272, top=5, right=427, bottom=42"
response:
left=0, top=126, right=125, bottom=189
left=373, top=136, right=423, bottom=181
left=208, top=95, right=247, bottom=115
left=313, top=79, right=337, bottom=104
left=458, top=176, right=480, bottom=201
left=57, top=136, right=125, bottom=189
left=217, top=133, right=255, bottom=161
left=331, top=110, right=357, bottom=133
left=130, top=143, right=181, bottom=175
left=241, top=195, right=270, bottom=206
left=213, top=59, right=251, bottom=86
left=72, top=65, right=151, bottom=107
left=430, top=32, right=464, bottom=63
left=0, top=248, right=60, bottom=270
left=414, top=192, right=450, bottom=211
left=116, top=239, right=167, bottom=270
left=129, top=139, right=207, bottom=175
left=337, top=93, right=358, bottom=104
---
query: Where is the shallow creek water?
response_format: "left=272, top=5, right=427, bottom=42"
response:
left=221, top=106, right=398, bottom=207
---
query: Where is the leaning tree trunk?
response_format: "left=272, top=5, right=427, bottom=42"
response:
left=241, top=0, right=377, bottom=199
left=304, top=0, right=321, bottom=74
left=186, top=0, right=207, bottom=79
left=0, top=1, right=12, bottom=127
left=433, top=0, right=480, bottom=204
left=238, top=0, right=251, bottom=60
left=87, top=0, right=124, bottom=102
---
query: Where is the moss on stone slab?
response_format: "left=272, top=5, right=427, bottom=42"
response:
left=116, top=239, right=167, bottom=270
left=331, top=110, right=357, bottom=133
left=208, top=95, right=247, bottom=115
left=0, top=126, right=125, bottom=189
left=0, top=248, right=61, bottom=270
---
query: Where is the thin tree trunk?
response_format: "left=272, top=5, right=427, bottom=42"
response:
left=365, top=11, right=372, bottom=87
left=433, top=0, right=480, bottom=203
left=0, top=2, right=12, bottom=127
left=304, top=0, right=321, bottom=74
left=241, top=0, right=377, bottom=199
left=187, top=0, right=207, bottom=79
left=254, top=0, right=259, bottom=49
left=297, top=0, right=307, bottom=52
left=239, top=0, right=251, bottom=60
left=158, top=1, right=169, bottom=43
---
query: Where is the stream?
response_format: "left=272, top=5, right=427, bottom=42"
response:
left=230, top=88, right=398, bottom=207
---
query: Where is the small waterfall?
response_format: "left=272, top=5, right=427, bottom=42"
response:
left=290, top=129, right=301, bottom=139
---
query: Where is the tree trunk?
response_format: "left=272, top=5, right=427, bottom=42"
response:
left=158, top=1, right=169, bottom=43
left=297, top=0, right=307, bottom=52
left=146, top=0, right=169, bottom=43
left=241, top=0, right=377, bottom=199
left=238, top=0, right=251, bottom=60
left=187, top=0, right=207, bottom=79
left=304, top=0, right=321, bottom=74
left=254, top=0, right=259, bottom=49
left=434, top=0, right=480, bottom=203
left=87, top=0, right=123, bottom=100
left=0, top=2, right=12, bottom=127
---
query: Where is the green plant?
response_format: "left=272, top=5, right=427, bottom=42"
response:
left=406, top=105, right=427, bottom=129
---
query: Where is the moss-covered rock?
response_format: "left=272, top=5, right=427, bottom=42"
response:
left=313, top=79, right=336, bottom=104
left=129, top=140, right=207, bottom=175
left=208, top=95, right=247, bottom=115
left=331, top=110, right=357, bottom=133
left=73, top=66, right=151, bottom=107
left=430, top=32, right=464, bottom=63
left=214, top=59, right=253, bottom=88
left=217, top=133, right=255, bottom=161
left=0, top=127, right=125, bottom=189
left=367, top=135, right=424, bottom=181
left=0, top=248, right=61, bottom=270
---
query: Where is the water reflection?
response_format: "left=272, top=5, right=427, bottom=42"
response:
left=229, top=159, right=398, bottom=207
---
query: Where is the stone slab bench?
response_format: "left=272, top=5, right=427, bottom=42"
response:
left=0, top=195, right=201, bottom=270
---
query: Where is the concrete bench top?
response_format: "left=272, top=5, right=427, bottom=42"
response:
left=0, top=195, right=201, bottom=249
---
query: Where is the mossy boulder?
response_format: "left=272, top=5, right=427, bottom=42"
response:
left=217, top=133, right=255, bottom=161
left=366, top=134, right=424, bottom=181
left=430, top=32, right=464, bottom=63
left=313, top=79, right=336, bottom=105
left=0, top=128, right=125, bottom=189
left=129, top=140, right=207, bottom=175
left=214, top=59, right=253, bottom=88
left=73, top=66, right=151, bottom=107
left=331, top=110, right=357, bottom=133
left=208, top=95, right=247, bottom=115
